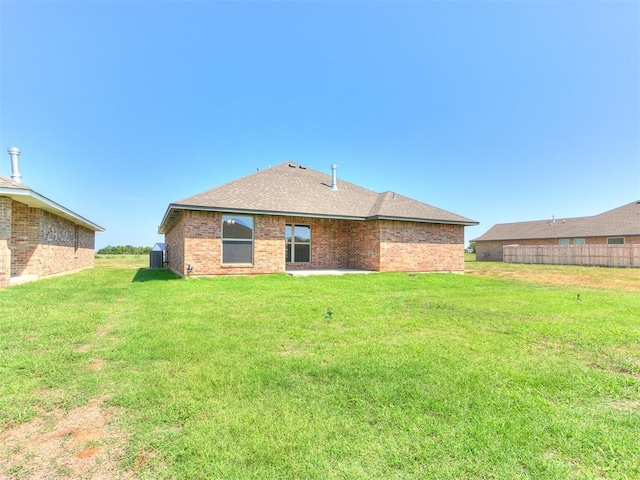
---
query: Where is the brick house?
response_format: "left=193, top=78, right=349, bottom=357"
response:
left=473, top=200, right=640, bottom=261
left=0, top=148, right=104, bottom=289
left=158, top=162, right=478, bottom=276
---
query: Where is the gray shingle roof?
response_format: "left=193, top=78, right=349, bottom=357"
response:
left=474, top=201, right=640, bottom=242
left=0, top=173, right=29, bottom=190
left=159, top=162, right=477, bottom=233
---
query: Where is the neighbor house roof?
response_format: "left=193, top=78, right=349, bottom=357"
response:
left=0, top=173, right=104, bottom=232
left=473, top=200, right=640, bottom=242
left=159, top=162, right=478, bottom=233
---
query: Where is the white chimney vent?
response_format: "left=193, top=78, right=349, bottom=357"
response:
left=331, top=164, right=338, bottom=191
left=7, top=147, right=22, bottom=183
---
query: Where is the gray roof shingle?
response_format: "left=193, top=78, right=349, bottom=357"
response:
left=474, top=201, right=640, bottom=242
left=159, top=162, right=477, bottom=233
left=0, top=173, right=29, bottom=189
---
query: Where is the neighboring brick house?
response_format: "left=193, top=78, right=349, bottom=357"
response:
left=0, top=148, right=104, bottom=289
left=158, top=162, right=478, bottom=276
left=473, top=200, right=640, bottom=261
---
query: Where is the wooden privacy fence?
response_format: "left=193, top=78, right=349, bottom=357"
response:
left=503, top=244, right=640, bottom=268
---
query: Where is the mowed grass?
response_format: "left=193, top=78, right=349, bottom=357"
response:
left=1, top=257, right=639, bottom=479
left=466, top=253, right=640, bottom=292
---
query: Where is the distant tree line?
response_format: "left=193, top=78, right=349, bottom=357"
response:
left=97, top=245, right=152, bottom=255
left=466, top=241, right=476, bottom=254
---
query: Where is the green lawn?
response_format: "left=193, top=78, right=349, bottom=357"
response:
left=1, top=258, right=639, bottom=479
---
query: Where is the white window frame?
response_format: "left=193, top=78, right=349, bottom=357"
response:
left=222, top=215, right=254, bottom=265
left=607, top=237, right=625, bottom=245
left=573, top=238, right=585, bottom=246
left=558, top=238, right=570, bottom=246
left=286, top=224, right=311, bottom=264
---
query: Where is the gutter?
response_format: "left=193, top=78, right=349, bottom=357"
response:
left=159, top=204, right=479, bottom=234
left=368, top=215, right=479, bottom=226
left=0, top=187, right=104, bottom=232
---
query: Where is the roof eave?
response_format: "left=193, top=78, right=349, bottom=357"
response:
left=368, top=214, right=479, bottom=226
left=159, top=204, right=367, bottom=228
left=158, top=204, right=368, bottom=233
left=1, top=187, right=104, bottom=232
left=475, top=232, right=640, bottom=243
left=158, top=204, right=479, bottom=233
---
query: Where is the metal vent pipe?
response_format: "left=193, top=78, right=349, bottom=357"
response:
left=7, top=147, right=21, bottom=183
left=331, top=164, right=338, bottom=190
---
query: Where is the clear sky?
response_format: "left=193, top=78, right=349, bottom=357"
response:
left=1, top=0, right=638, bottom=250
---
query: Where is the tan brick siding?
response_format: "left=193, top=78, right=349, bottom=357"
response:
left=10, top=201, right=40, bottom=277
left=612, top=235, right=640, bottom=244
left=7, top=200, right=95, bottom=283
left=345, top=220, right=381, bottom=271
left=285, top=217, right=353, bottom=270
left=166, top=211, right=285, bottom=276
left=476, top=236, right=640, bottom=262
left=164, top=211, right=186, bottom=276
left=378, top=221, right=465, bottom=272
left=36, top=210, right=95, bottom=276
left=165, top=211, right=466, bottom=275
left=475, top=240, right=509, bottom=262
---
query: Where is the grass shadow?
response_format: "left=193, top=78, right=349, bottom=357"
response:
left=132, top=268, right=179, bottom=283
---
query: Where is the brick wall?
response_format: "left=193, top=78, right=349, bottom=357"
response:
left=475, top=240, right=508, bottom=262
left=10, top=201, right=39, bottom=277
left=585, top=235, right=640, bottom=245
left=477, top=235, right=640, bottom=262
left=0, top=197, right=11, bottom=288
left=285, top=216, right=353, bottom=270
left=184, top=210, right=221, bottom=275
left=378, top=220, right=465, bottom=272
left=165, top=210, right=466, bottom=275
left=166, top=211, right=286, bottom=276
left=36, top=210, right=95, bottom=276
left=165, top=211, right=186, bottom=276
left=345, top=219, right=381, bottom=271
left=9, top=200, right=95, bottom=282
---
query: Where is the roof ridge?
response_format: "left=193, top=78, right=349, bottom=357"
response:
left=367, top=191, right=392, bottom=217
left=593, top=200, right=640, bottom=217
left=159, top=162, right=478, bottom=233
left=173, top=161, right=382, bottom=206
left=474, top=200, right=640, bottom=242
left=171, top=161, right=293, bottom=204
left=493, top=200, right=640, bottom=227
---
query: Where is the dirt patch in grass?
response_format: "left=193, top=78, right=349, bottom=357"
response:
left=466, top=262, right=640, bottom=291
left=0, top=396, right=133, bottom=480
left=608, top=399, right=640, bottom=412
left=85, top=359, right=107, bottom=372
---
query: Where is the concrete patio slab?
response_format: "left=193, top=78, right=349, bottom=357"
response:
left=286, top=269, right=374, bottom=276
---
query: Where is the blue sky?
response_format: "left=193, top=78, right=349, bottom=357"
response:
left=1, top=0, right=638, bottom=250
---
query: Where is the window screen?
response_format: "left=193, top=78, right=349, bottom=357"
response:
left=222, top=215, right=253, bottom=264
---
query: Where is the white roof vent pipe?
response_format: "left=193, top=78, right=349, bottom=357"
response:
left=331, top=164, right=338, bottom=191
left=7, top=147, right=22, bottom=183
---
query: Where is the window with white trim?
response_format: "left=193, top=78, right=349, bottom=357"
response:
left=607, top=237, right=624, bottom=245
left=573, top=238, right=585, bottom=246
left=222, top=215, right=253, bottom=264
left=286, top=224, right=311, bottom=263
left=558, top=238, right=569, bottom=246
